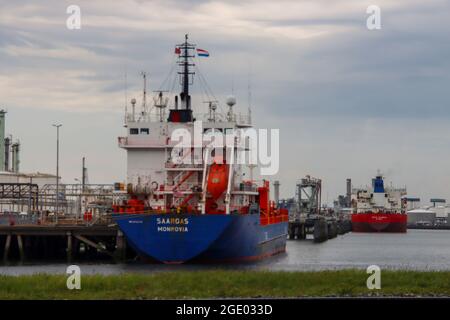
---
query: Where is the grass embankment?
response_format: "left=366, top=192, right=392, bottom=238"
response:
left=0, top=270, right=449, bottom=299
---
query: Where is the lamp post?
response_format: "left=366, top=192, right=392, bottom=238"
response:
left=53, top=124, right=62, bottom=224
left=75, top=178, right=81, bottom=223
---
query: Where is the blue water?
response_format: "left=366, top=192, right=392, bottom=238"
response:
left=1, top=229, right=449, bottom=275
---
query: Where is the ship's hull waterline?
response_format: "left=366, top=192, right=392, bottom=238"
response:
left=114, top=213, right=288, bottom=264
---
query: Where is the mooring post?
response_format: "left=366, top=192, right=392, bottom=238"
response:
left=67, top=231, right=73, bottom=263
left=115, top=230, right=126, bottom=262
left=300, top=223, right=306, bottom=240
left=17, top=234, right=25, bottom=264
left=3, top=234, right=11, bottom=264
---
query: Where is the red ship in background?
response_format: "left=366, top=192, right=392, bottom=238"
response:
left=351, top=173, right=407, bottom=233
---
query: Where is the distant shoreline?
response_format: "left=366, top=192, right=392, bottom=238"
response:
left=408, top=225, right=450, bottom=230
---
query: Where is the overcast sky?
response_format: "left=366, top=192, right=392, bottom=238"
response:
left=1, top=0, right=449, bottom=204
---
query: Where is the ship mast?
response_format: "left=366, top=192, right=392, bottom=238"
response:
left=168, top=34, right=195, bottom=122
left=178, top=34, right=195, bottom=110
left=141, top=71, right=147, bottom=115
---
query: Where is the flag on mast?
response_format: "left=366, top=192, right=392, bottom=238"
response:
left=196, top=48, right=209, bottom=57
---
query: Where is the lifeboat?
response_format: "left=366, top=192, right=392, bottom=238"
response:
left=205, top=157, right=229, bottom=213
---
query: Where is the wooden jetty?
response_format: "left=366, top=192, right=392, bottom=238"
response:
left=0, top=223, right=128, bottom=264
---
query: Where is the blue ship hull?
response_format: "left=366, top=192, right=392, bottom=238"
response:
left=113, top=213, right=288, bottom=264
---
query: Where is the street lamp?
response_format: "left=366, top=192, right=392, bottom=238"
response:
left=53, top=124, right=62, bottom=224
left=74, top=178, right=81, bottom=223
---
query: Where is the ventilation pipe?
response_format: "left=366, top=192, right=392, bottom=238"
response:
left=346, top=178, right=352, bottom=207
left=274, top=180, right=280, bottom=204
left=4, top=136, right=10, bottom=171
left=0, top=110, right=6, bottom=171
left=11, top=141, right=20, bottom=173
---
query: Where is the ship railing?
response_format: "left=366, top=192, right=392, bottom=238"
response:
left=164, top=183, right=200, bottom=193
left=118, top=136, right=168, bottom=147
left=385, top=187, right=407, bottom=193
left=124, top=111, right=252, bottom=126
left=235, top=114, right=252, bottom=126
left=125, top=113, right=165, bottom=123
left=196, top=112, right=251, bottom=126
left=161, top=183, right=258, bottom=194
left=126, top=180, right=200, bottom=193
left=233, top=184, right=258, bottom=193
left=39, top=184, right=115, bottom=197
left=247, top=179, right=271, bottom=190
left=196, top=113, right=226, bottom=122
left=165, top=162, right=203, bottom=169
left=260, top=208, right=290, bottom=225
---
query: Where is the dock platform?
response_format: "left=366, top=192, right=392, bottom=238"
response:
left=0, top=223, right=128, bottom=264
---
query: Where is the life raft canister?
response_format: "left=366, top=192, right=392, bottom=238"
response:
left=83, top=211, right=93, bottom=221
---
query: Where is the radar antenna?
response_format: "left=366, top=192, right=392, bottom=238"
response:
left=153, top=91, right=169, bottom=122
left=204, top=100, right=218, bottom=122
left=226, top=95, right=236, bottom=122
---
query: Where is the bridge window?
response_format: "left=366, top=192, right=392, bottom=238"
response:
left=130, top=128, right=139, bottom=135
left=140, top=128, right=150, bottom=135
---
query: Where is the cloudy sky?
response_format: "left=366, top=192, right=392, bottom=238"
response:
left=1, top=0, right=449, bottom=204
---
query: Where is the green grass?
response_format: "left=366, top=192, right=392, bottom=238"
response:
left=0, top=270, right=449, bottom=299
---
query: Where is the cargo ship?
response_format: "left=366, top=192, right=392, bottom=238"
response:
left=112, top=36, right=288, bottom=263
left=351, top=173, right=407, bottom=233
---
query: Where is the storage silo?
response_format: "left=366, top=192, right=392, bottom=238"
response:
left=407, top=208, right=436, bottom=226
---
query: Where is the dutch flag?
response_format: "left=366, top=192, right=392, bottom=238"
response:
left=196, top=48, right=210, bottom=57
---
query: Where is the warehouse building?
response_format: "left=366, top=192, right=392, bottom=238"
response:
left=407, top=208, right=436, bottom=226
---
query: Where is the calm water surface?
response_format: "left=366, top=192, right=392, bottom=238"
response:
left=1, top=229, right=450, bottom=275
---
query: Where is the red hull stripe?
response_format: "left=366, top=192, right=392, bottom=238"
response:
left=351, top=213, right=407, bottom=233
left=352, top=213, right=407, bottom=223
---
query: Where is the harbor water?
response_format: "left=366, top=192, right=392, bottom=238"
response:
left=1, top=229, right=449, bottom=276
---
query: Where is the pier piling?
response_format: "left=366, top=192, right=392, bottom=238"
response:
left=17, top=234, right=24, bottom=264
left=67, top=231, right=72, bottom=263
left=313, top=219, right=328, bottom=243
left=115, top=230, right=126, bottom=262
left=3, top=234, right=11, bottom=263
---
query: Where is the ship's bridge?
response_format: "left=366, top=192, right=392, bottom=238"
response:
left=119, top=112, right=252, bottom=150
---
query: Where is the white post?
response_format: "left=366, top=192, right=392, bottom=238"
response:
left=200, top=146, right=210, bottom=214
left=225, top=142, right=235, bottom=215
left=52, top=124, right=62, bottom=224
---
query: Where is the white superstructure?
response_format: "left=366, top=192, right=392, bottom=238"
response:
left=117, top=36, right=259, bottom=215
left=351, top=174, right=407, bottom=213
